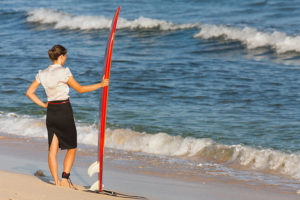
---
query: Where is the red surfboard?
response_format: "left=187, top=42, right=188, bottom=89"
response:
left=98, top=6, right=120, bottom=192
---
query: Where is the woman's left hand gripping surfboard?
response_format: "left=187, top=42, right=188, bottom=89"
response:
left=88, top=6, right=120, bottom=192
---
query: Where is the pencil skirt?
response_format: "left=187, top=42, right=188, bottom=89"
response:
left=46, top=99, right=77, bottom=150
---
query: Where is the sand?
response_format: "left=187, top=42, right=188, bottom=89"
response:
left=0, top=170, right=130, bottom=200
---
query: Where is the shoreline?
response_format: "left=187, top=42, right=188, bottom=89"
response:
left=1, top=112, right=300, bottom=190
left=0, top=135, right=299, bottom=200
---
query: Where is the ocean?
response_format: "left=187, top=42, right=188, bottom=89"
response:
left=1, top=0, right=300, bottom=191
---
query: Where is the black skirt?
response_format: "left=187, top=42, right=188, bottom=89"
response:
left=46, top=99, right=77, bottom=150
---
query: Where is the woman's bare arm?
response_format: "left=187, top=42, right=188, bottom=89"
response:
left=67, top=76, right=109, bottom=93
left=26, top=80, right=48, bottom=108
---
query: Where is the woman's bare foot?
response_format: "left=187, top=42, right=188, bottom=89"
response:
left=60, top=178, right=71, bottom=188
left=60, top=178, right=76, bottom=189
left=55, top=180, right=60, bottom=186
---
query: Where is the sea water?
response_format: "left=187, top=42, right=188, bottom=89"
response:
left=1, top=0, right=300, bottom=191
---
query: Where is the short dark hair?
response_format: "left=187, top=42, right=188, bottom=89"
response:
left=48, top=45, right=67, bottom=61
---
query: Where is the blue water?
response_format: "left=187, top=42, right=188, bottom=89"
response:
left=1, top=0, right=300, bottom=187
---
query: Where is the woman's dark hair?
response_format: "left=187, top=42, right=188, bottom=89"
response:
left=48, top=45, right=67, bottom=61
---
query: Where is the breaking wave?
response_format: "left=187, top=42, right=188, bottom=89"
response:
left=194, top=24, right=300, bottom=54
left=26, top=8, right=198, bottom=31
left=26, top=8, right=300, bottom=54
left=1, top=112, right=300, bottom=181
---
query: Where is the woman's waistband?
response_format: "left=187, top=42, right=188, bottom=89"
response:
left=48, top=99, right=70, bottom=104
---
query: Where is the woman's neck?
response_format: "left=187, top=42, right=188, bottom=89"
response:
left=53, top=55, right=66, bottom=66
left=53, top=61, right=62, bottom=66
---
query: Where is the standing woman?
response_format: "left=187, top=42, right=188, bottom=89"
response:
left=26, top=45, right=109, bottom=187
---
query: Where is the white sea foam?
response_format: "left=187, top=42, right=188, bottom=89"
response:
left=194, top=24, right=300, bottom=53
left=1, top=112, right=300, bottom=180
left=0, top=113, right=47, bottom=138
left=26, top=8, right=198, bottom=31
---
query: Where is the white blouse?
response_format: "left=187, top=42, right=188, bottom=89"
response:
left=35, top=64, right=73, bottom=101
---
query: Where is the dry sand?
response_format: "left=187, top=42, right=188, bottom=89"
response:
left=0, top=170, right=139, bottom=200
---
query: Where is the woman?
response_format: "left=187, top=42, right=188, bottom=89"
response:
left=26, top=44, right=109, bottom=188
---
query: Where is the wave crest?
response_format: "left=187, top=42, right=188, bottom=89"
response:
left=194, top=24, right=300, bottom=53
left=26, top=8, right=198, bottom=31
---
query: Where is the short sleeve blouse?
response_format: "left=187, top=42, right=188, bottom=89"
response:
left=36, top=64, right=73, bottom=101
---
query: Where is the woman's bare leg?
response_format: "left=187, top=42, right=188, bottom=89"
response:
left=60, top=148, right=76, bottom=187
left=48, top=134, right=60, bottom=186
